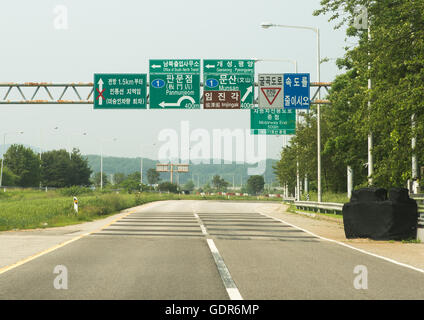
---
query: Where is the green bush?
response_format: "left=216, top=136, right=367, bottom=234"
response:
left=60, top=186, right=93, bottom=196
left=158, top=182, right=179, bottom=193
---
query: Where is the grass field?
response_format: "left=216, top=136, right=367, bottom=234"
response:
left=0, top=189, right=283, bottom=231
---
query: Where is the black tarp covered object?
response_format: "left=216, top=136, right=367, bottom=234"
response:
left=343, top=188, right=418, bottom=240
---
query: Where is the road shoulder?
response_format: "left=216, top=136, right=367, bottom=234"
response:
left=257, top=203, right=424, bottom=271
left=0, top=202, right=159, bottom=270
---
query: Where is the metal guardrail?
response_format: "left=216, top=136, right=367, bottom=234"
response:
left=295, top=201, right=344, bottom=214
left=411, top=195, right=424, bottom=221
left=282, top=197, right=296, bottom=203
left=295, top=194, right=424, bottom=218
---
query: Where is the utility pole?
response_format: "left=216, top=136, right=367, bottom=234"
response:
left=412, top=114, right=418, bottom=193
left=367, top=26, right=374, bottom=186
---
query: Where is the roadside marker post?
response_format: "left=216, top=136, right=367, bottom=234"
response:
left=73, top=197, right=78, bottom=214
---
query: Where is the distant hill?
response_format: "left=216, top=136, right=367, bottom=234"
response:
left=0, top=143, right=280, bottom=186
left=85, top=155, right=279, bottom=187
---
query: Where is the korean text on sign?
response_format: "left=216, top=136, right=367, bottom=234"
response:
left=283, top=73, right=310, bottom=109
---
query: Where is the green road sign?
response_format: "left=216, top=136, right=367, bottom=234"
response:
left=203, top=59, right=255, bottom=109
left=250, top=108, right=296, bottom=135
left=149, top=59, right=201, bottom=109
left=93, top=74, right=147, bottom=109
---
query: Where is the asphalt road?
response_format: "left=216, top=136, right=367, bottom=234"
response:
left=0, top=200, right=424, bottom=300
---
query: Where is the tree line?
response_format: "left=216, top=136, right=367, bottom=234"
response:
left=2, top=144, right=92, bottom=187
left=274, top=0, right=424, bottom=194
left=2, top=144, right=268, bottom=195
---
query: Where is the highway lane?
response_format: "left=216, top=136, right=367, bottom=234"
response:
left=0, top=200, right=423, bottom=299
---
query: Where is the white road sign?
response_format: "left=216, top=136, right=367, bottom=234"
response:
left=258, top=73, right=284, bottom=108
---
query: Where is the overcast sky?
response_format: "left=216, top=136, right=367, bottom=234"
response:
left=0, top=0, right=347, bottom=160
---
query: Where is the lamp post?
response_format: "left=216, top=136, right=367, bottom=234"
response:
left=261, top=22, right=322, bottom=202
left=254, top=57, right=302, bottom=200
left=0, top=131, right=24, bottom=187
left=67, top=132, right=87, bottom=159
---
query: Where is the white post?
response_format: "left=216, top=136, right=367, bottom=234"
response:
left=294, top=59, right=301, bottom=202
left=296, top=161, right=300, bottom=201
left=316, top=27, right=322, bottom=203
left=347, top=166, right=353, bottom=199
left=73, top=197, right=78, bottom=214
left=412, top=114, right=418, bottom=181
left=367, top=26, right=374, bottom=186
left=304, top=175, right=309, bottom=195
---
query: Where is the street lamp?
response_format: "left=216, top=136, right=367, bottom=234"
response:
left=254, top=57, right=302, bottom=200
left=67, top=132, right=87, bottom=159
left=261, top=22, right=322, bottom=202
left=0, top=131, right=24, bottom=187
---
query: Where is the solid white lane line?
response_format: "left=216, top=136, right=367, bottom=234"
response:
left=257, top=208, right=424, bottom=274
left=207, top=237, right=219, bottom=253
left=226, top=288, right=244, bottom=300
left=192, top=201, right=243, bottom=300
left=206, top=238, right=243, bottom=300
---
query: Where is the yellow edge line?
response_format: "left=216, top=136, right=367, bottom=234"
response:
left=0, top=209, right=135, bottom=276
